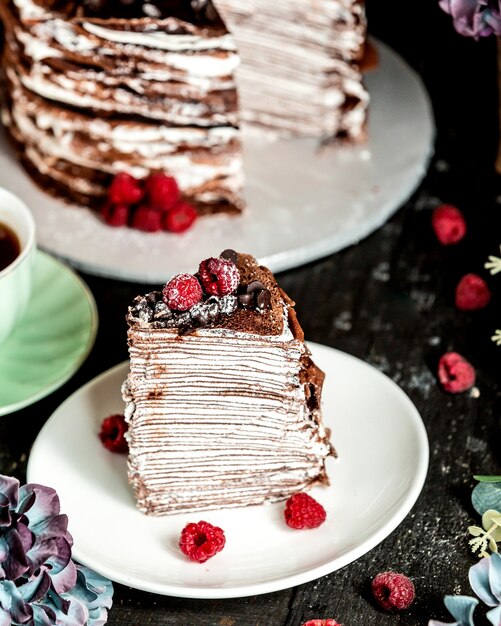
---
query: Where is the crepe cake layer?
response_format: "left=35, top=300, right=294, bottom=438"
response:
left=0, top=0, right=244, bottom=214
left=123, top=252, right=335, bottom=516
left=214, top=0, right=369, bottom=141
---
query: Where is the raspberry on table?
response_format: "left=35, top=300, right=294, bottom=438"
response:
left=455, top=273, right=492, bottom=310
left=108, top=172, right=144, bottom=206
left=131, top=205, right=163, bottom=232
left=438, top=351, right=476, bottom=393
left=145, top=173, right=180, bottom=211
left=163, top=201, right=198, bottom=233
left=99, top=414, right=128, bottom=453
left=303, top=618, right=342, bottom=626
left=284, top=492, right=326, bottom=530
left=371, top=571, right=415, bottom=612
left=179, top=520, right=226, bottom=563
left=101, top=202, right=129, bottom=227
left=432, top=204, right=466, bottom=245
left=198, top=257, right=240, bottom=296
left=163, top=274, right=203, bottom=311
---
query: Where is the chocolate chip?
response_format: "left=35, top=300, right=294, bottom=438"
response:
left=256, top=288, right=271, bottom=311
left=247, top=280, right=266, bottom=293
left=191, top=0, right=208, bottom=10
left=220, top=249, right=238, bottom=264
left=238, top=293, right=254, bottom=308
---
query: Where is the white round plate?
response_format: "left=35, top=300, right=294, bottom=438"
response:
left=27, top=343, right=429, bottom=599
left=0, top=41, right=433, bottom=283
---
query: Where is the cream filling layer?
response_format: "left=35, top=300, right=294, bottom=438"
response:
left=124, top=322, right=330, bottom=514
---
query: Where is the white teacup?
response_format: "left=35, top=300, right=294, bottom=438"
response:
left=0, top=188, right=36, bottom=345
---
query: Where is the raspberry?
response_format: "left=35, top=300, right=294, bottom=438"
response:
left=371, top=572, right=415, bottom=612
left=145, top=173, right=180, bottom=211
left=432, top=204, right=466, bottom=245
left=303, top=619, right=341, bottom=626
left=108, top=172, right=144, bottom=206
left=101, top=202, right=129, bottom=227
left=198, top=257, right=240, bottom=296
left=131, top=205, right=163, bottom=232
left=163, top=273, right=202, bottom=311
left=455, top=273, right=492, bottom=310
left=179, top=520, right=226, bottom=563
left=438, top=351, right=476, bottom=393
left=163, top=201, right=198, bottom=234
left=284, top=493, right=326, bottom=530
left=99, top=414, right=128, bottom=453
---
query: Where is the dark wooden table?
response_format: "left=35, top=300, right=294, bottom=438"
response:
left=1, top=1, right=500, bottom=624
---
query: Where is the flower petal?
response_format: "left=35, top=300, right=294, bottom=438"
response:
left=470, top=557, right=498, bottom=606
left=2, top=528, right=30, bottom=581
left=489, top=553, right=501, bottom=603
left=486, top=605, right=501, bottom=626
left=444, top=595, right=478, bottom=626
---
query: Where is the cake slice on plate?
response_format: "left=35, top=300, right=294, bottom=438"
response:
left=123, top=250, right=335, bottom=516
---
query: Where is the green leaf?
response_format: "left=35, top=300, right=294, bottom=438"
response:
left=474, top=475, right=501, bottom=483
left=472, top=483, right=501, bottom=516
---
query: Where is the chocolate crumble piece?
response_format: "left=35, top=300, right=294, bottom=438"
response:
left=154, top=301, right=173, bottom=321
left=146, top=291, right=162, bottom=306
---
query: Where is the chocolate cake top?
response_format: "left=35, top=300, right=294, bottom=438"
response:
left=127, top=251, right=300, bottom=337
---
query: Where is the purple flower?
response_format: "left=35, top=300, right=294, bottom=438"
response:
left=0, top=475, right=113, bottom=626
left=439, top=0, right=501, bottom=38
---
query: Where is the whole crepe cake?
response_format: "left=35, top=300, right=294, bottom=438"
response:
left=0, top=0, right=369, bottom=217
left=122, top=250, right=335, bottom=516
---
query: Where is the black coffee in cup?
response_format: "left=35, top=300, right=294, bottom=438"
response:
left=0, top=222, right=20, bottom=271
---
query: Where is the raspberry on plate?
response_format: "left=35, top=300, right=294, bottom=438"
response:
left=163, top=201, right=197, bottom=233
left=431, top=204, right=466, bottom=245
left=284, top=492, right=326, bottom=530
left=108, top=172, right=144, bottom=206
left=163, top=274, right=203, bottom=311
left=179, top=520, right=226, bottom=563
left=455, top=273, right=492, bottom=311
left=99, top=414, right=128, bottom=453
left=438, top=351, right=476, bottom=393
left=131, top=205, right=163, bottom=232
left=101, top=202, right=129, bottom=227
left=145, top=173, right=180, bottom=211
left=371, top=571, right=415, bottom=612
left=198, top=257, right=240, bottom=296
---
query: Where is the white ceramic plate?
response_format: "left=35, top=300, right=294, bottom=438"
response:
left=0, top=41, right=434, bottom=283
left=27, top=343, right=429, bottom=599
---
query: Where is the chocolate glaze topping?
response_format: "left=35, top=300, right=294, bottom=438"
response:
left=128, top=251, right=282, bottom=336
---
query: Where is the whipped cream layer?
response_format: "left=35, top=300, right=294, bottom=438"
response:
left=214, top=0, right=369, bottom=140
left=124, top=325, right=332, bottom=516
left=1, top=0, right=244, bottom=213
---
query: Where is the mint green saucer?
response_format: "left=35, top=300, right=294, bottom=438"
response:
left=0, top=250, right=97, bottom=415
